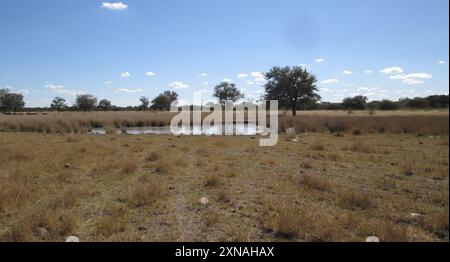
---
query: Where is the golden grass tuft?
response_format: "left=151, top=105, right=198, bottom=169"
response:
left=121, top=160, right=138, bottom=175
left=422, top=211, right=449, bottom=237
left=129, top=181, right=163, bottom=208
left=300, top=173, right=332, bottom=192
left=310, top=140, right=325, bottom=151
left=348, top=140, right=372, bottom=153
left=145, top=151, right=161, bottom=162
left=95, top=216, right=127, bottom=237
left=204, top=174, right=223, bottom=188
left=337, top=189, right=374, bottom=210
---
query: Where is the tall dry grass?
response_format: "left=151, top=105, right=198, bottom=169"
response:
left=0, top=110, right=448, bottom=135
left=0, top=111, right=175, bottom=133
left=279, top=114, right=449, bottom=135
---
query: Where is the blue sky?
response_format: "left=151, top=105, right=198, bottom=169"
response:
left=0, top=0, right=448, bottom=107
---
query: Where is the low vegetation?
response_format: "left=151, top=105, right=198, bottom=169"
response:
left=0, top=130, right=447, bottom=242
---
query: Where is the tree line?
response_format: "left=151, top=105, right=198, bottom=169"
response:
left=1, top=66, right=448, bottom=113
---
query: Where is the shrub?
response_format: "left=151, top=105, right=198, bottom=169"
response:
left=300, top=173, right=331, bottom=192
left=204, top=174, right=223, bottom=188
left=145, top=151, right=161, bottom=162
left=129, top=181, right=162, bottom=208
left=338, top=190, right=374, bottom=210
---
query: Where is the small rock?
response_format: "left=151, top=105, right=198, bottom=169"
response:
left=285, top=127, right=296, bottom=136
left=410, top=213, right=423, bottom=219
left=66, top=236, right=80, bottom=242
left=64, top=163, right=71, bottom=169
left=365, top=236, right=380, bottom=242
left=199, top=197, right=209, bottom=205
left=36, top=227, right=48, bottom=238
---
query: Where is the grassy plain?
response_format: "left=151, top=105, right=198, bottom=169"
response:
left=0, top=125, right=448, bottom=241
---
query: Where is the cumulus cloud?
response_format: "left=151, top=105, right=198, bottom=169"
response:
left=320, top=79, right=339, bottom=84
left=114, top=88, right=143, bottom=93
left=45, top=84, right=82, bottom=96
left=390, top=73, right=432, bottom=85
left=102, top=2, right=128, bottom=10
left=237, top=73, right=248, bottom=78
left=245, top=80, right=255, bottom=85
left=105, top=81, right=112, bottom=85
left=380, top=66, right=404, bottom=75
left=315, top=58, right=325, bottom=63
left=438, top=60, right=446, bottom=64
left=45, top=84, right=64, bottom=90
left=342, top=70, right=352, bottom=75
left=200, top=73, right=208, bottom=77
left=222, top=78, right=232, bottom=83
left=364, top=70, right=373, bottom=74
left=18, top=89, right=29, bottom=95
left=251, top=72, right=265, bottom=82
left=120, top=72, right=130, bottom=78
left=203, top=82, right=209, bottom=86
left=169, top=81, right=189, bottom=89
left=145, top=71, right=156, bottom=77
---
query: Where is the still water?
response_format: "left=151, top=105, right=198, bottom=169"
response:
left=88, top=123, right=267, bottom=136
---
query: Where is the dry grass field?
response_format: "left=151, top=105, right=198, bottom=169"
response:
left=0, top=110, right=448, bottom=135
left=0, top=122, right=448, bottom=241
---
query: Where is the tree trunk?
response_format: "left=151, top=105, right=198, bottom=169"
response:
left=292, top=102, right=297, bottom=116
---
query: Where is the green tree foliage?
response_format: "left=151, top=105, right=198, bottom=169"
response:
left=50, top=97, right=67, bottom=112
left=263, top=66, right=320, bottom=115
left=75, top=94, right=98, bottom=111
left=98, top=99, right=113, bottom=111
left=150, top=91, right=179, bottom=111
left=163, top=91, right=179, bottom=105
left=342, top=95, right=368, bottom=110
left=0, top=88, right=25, bottom=113
left=213, top=82, right=244, bottom=105
left=379, top=99, right=400, bottom=110
left=139, top=96, right=150, bottom=111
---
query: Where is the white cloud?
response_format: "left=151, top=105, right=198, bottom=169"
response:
left=114, top=88, right=143, bottom=93
left=315, top=58, right=325, bottom=63
left=222, top=78, right=232, bottom=83
left=358, top=86, right=374, bottom=92
left=237, top=73, right=248, bottom=78
left=45, top=84, right=64, bottom=90
left=120, top=71, right=130, bottom=78
left=199, top=89, right=212, bottom=94
left=380, top=66, right=404, bottom=75
left=203, top=82, right=209, bottom=86
left=102, top=2, right=128, bottom=10
left=364, top=70, right=373, bottom=74
left=390, top=73, right=432, bottom=85
left=200, top=73, right=208, bottom=77
left=18, top=89, right=29, bottom=95
left=320, top=79, right=339, bottom=84
left=438, top=60, right=446, bottom=64
left=251, top=72, right=265, bottom=82
left=145, top=71, right=156, bottom=77
left=45, top=84, right=82, bottom=96
left=342, top=70, right=352, bottom=75
left=169, top=81, right=189, bottom=89
left=105, top=81, right=112, bottom=85
left=245, top=80, right=255, bottom=85
left=319, top=87, right=330, bottom=92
